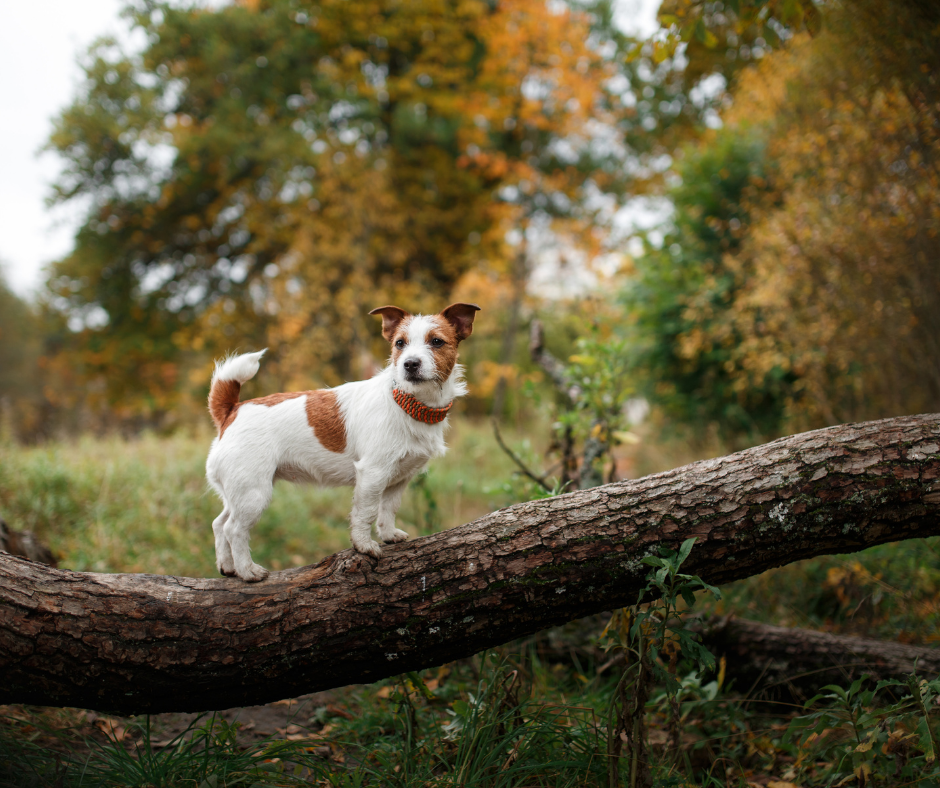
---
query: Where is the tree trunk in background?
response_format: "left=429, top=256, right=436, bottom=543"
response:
left=1, top=414, right=938, bottom=714
left=688, top=616, right=940, bottom=702
left=490, top=236, right=528, bottom=419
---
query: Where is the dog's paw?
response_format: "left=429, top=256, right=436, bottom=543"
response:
left=236, top=562, right=269, bottom=582
left=352, top=538, right=383, bottom=559
left=382, top=528, right=409, bottom=544
left=217, top=559, right=237, bottom=577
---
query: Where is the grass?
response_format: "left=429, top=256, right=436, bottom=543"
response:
left=0, top=419, right=523, bottom=578
left=5, top=640, right=937, bottom=786
left=0, top=710, right=332, bottom=787
left=2, top=418, right=939, bottom=786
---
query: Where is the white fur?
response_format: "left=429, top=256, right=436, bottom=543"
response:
left=206, top=324, right=467, bottom=582
left=212, top=349, right=267, bottom=385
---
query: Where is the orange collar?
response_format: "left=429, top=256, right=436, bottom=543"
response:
left=392, top=388, right=453, bottom=424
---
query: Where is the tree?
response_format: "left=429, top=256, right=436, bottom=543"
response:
left=2, top=413, right=937, bottom=714
left=623, top=125, right=792, bottom=440
left=628, top=0, right=940, bottom=434
left=0, top=271, right=48, bottom=441
left=42, top=0, right=645, bottom=426
left=713, top=6, right=940, bottom=426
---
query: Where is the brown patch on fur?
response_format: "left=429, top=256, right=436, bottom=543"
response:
left=246, top=391, right=305, bottom=407
left=440, top=303, right=481, bottom=342
left=215, top=388, right=345, bottom=450
left=369, top=305, right=411, bottom=342
left=216, top=389, right=305, bottom=438
left=305, top=389, right=347, bottom=452
left=389, top=317, right=414, bottom=368
left=209, top=378, right=242, bottom=436
left=425, top=316, right=460, bottom=381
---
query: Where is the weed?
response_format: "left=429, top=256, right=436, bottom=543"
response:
left=787, top=674, right=940, bottom=786
left=599, top=538, right=722, bottom=788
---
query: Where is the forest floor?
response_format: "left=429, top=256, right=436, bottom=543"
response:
left=1, top=420, right=938, bottom=786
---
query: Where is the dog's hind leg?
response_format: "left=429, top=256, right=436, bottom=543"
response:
left=212, top=506, right=236, bottom=577
left=376, top=478, right=410, bottom=544
left=223, top=486, right=272, bottom=582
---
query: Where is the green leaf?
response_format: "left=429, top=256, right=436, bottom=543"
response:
left=676, top=537, right=696, bottom=568
left=694, top=19, right=719, bottom=47
left=847, top=676, right=866, bottom=698
left=780, top=0, right=804, bottom=26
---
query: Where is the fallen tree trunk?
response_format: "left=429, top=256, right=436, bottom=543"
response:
left=1, top=414, right=938, bottom=714
left=690, top=616, right=940, bottom=701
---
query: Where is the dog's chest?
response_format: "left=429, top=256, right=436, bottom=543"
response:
left=389, top=451, right=433, bottom=485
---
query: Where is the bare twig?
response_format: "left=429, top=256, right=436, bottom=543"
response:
left=529, top=319, right=580, bottom=401
left=491, top=418, right=553, bottom=493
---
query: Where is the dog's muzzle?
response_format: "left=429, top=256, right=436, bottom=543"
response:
left=403, top=358, right=424, bottom=383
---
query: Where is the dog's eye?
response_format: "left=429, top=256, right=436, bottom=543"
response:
left=395, top=339, right=406, bottom=349
left=430, top=337, right=445, bottom=348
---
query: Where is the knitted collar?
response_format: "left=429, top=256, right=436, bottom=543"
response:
left=392, top=387, right=453, bottom=424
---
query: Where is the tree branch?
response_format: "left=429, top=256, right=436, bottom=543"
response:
left=689, top=615, right=940, bottom=701
left=491, top=417, right=553, bottom=493
left=1, top=414, right=938, bottom=714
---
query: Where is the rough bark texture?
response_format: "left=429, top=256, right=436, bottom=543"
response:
left=1, top=414, right=938, bottom=714
left=690, top=616, right=940, bottom=701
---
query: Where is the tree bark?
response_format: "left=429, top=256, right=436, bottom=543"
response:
left=1, top=414, right=938, bottom=714
left=688, top=615, right=940, bottom=702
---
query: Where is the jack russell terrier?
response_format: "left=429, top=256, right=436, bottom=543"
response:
left=205, top=302, right=480, bottom=582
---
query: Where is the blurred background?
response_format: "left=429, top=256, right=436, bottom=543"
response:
left=0, top=0, right=938, bottom=579
left=2, top=6, right=940, bottom=783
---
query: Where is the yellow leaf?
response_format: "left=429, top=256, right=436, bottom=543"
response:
left=613, top=430, right=640, bottom=445
left=854, top=762, right=872, bottom=780
left=568, top=354, right=596, bottom=366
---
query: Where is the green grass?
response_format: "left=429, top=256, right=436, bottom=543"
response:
left=6, top=637, right=937, bottom=787
left=0, top=419, right=522, bottom=578
left=0, top=712, right=324, bottom=788
left=3, top=421, right=940, bottom=786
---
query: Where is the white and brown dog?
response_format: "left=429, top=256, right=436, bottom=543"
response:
left=205, top=303, right=480, bottom=582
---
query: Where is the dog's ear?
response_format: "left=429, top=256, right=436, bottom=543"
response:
left=369, top=306, right=411, bottom=342
left=440, top=303, right=481, bottom=342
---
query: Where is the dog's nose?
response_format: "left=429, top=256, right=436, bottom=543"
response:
left=403, top=358, right=421, bottom=374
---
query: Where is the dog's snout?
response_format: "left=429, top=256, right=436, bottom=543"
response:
left=403, top=358, right=421, bottom=373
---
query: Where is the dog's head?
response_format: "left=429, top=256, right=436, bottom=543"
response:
left=369, top=303, right=480, bottom=385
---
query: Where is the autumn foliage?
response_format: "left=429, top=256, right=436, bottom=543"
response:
left=626, top=0, right=940, bottom=438
left=1, top=0, right=936, bottom=441
left=34, top=0, right=645, bottom=429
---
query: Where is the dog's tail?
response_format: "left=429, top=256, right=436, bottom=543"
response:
left=208, top=350, right=266, bottom=435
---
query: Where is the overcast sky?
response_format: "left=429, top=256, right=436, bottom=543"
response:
left=0, top=0, right=660, bottom=299
left=0, top=0, right=128, bottom=296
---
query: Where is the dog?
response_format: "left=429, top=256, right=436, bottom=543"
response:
left=205, top=302, right=480, bottom=582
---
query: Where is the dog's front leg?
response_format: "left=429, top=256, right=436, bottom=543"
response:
left=376, top=478, right=410, bottom=544
left=349, top=464, right=393, bottom=558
